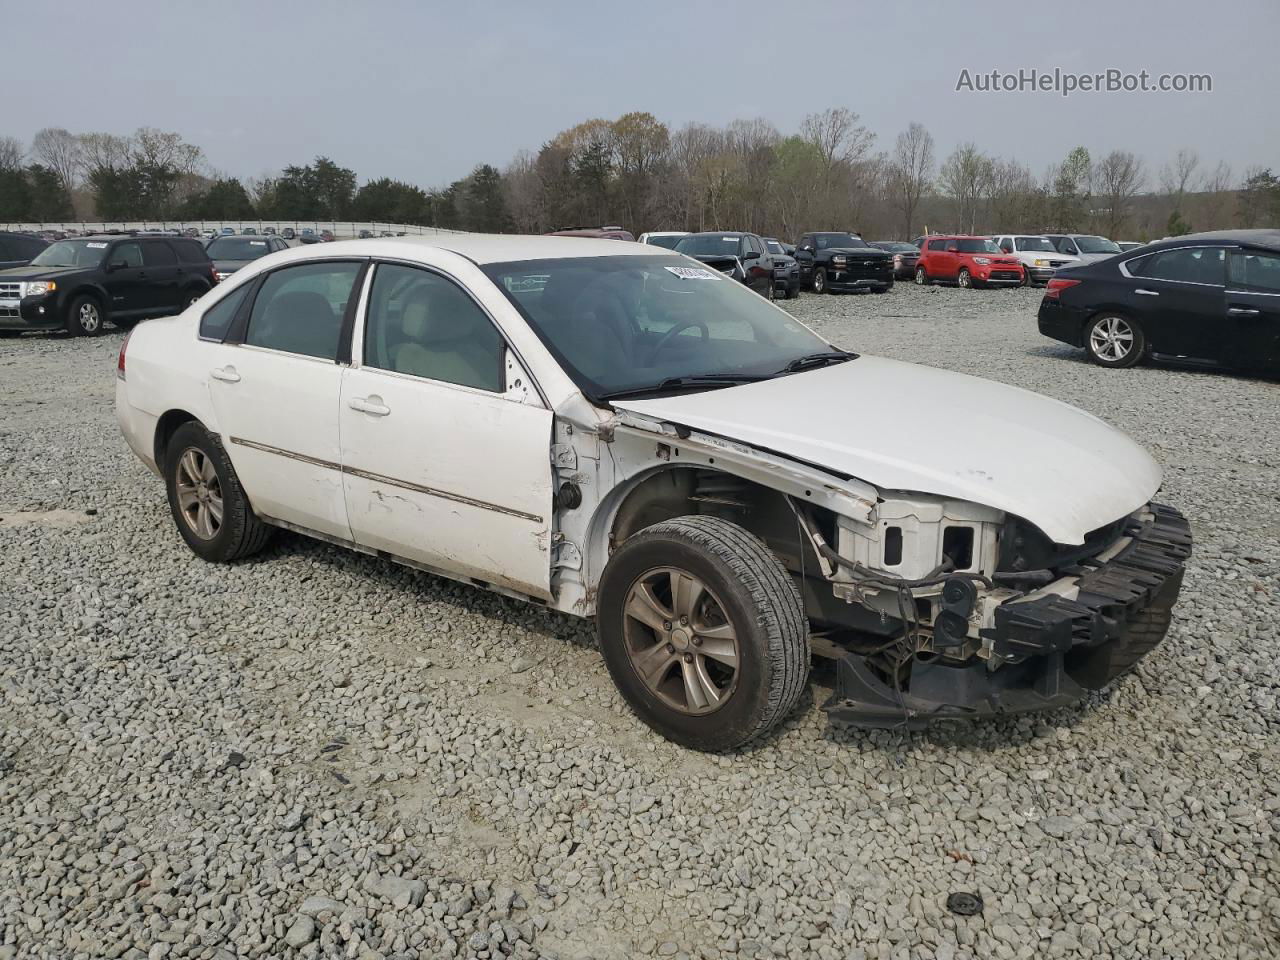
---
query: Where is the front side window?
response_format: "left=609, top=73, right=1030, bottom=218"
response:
left=1129, top=247, right=1225, bottom=285
left=483, top=255, right=834, bottom=401
left=112, top=243, right=143, bottom=268
left=956, top=239, right=1002, bottom=254
left=927, top=239, right=947, bottom=251
left=1228, top=251, right=1280, bottom=292
left=245, top=260, right=362, bottom=359
left=363, top=263, right=503, bottom=392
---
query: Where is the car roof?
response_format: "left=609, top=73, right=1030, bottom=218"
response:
left=251, top=234, right=680, bottom=266
left=1149, top=228, right=1280, bottom=252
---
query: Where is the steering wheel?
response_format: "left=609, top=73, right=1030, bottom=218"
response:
left=648, top=318, right=709, bottom=363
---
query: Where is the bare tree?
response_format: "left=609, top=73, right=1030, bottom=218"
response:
left=939, top=143, right=991, bottom=233
left=888, top=123, right=934, bottom=237
left=78, top=132, right=132, bottom=175
left=1197, top=160, right=1234, bottom=230
left=985, top=158, right=1038, bottom=231
left=1094, top=150, right=1146, bottom=236
left=0, top=136, right=24, bottom=172
left=31, top=127, right=83, bottom=192
left=1159, top=148, right=1200, bottom=199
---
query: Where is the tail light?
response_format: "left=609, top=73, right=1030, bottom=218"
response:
left=1044, top=278, right=1082, bottom=300
left=210, top=265, right=219, bottom=284
left=117, top=330, right=131, bottom=381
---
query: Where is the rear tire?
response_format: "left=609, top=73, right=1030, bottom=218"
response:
left=164, top=422, right=274, bottom=562
left=66, top=295, right=105, bottom=336
left=1084, top=313, right=1145, bottom=368
left=597, top=516, right=809, bottom=751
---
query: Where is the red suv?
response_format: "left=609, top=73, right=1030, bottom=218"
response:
left=915, top=235, right=1025, bottom=288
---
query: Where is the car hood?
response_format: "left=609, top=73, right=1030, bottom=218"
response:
left=612, top=356, right=1161, bottom=545
left=827, top=247, right=891, bottom=259
left=0, top=265, right=86, bottom=282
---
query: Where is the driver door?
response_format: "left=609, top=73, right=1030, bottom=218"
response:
left=102, top=241, right=147, bottom=317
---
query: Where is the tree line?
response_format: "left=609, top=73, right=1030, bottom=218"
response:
left=3, top=117, right=1278, bottom=241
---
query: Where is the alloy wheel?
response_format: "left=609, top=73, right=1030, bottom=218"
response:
left=174, top=447, right=224, bottom=540
left=622, top=566, right=740, bottom=716
left=79, top=302, right=101, bottom=333
left=1090, top=316, right=1135, bottom=363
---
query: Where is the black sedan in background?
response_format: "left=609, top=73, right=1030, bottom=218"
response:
left=870, top=241, right=921, bottom=280
left=205, top=234, right=290, bottom=282
left=674, top=232, right=780, bottom=299
left=1037, top=229, right=1280, bottom=373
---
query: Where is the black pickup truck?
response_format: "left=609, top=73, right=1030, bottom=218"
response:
left=793, top=231, right=894, bottom=294
left=0, top=235, right=215, bottom=336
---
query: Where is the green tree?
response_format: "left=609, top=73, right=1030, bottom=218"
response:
left=1049, top=146, right=1092, bottom=231
left=1166, top=209, right=1193, bottom=236
left=352, top=177, right=431, bottom=224
left=1238, top=168, right=1280, bottom=227
left=0, top=168, right=33, bottom=220
left=28, top=164, right=76, bottom=220
left=264, top=157, right=356, bottom=220
left=464, top=164, right=511, bottom=232
left=178, top=177, right=256, bottom=219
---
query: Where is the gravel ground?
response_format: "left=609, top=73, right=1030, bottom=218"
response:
left=1, top=283, right=1277, bottom=960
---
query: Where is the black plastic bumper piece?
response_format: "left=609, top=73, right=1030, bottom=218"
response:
left=823, top=503, right=1192, bottom=730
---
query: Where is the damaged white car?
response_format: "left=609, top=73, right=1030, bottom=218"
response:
left=116, top=236, right=1192, bottom=750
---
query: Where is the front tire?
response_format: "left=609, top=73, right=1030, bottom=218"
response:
left=915, top=266, right=929, bottom=285
left=957, top=268, right=973, bottom=289
left=66, top=295, right=105, bottom=336
left=813, top=268, right=829, bottom=294
left=597, top=516, right=809, bottom=751
left=164, top=422, right=274, bottom=561
left=1084, top=313, right=1145, bottom=368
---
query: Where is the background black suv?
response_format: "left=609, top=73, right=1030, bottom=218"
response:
left=0, top=235, right=215, bottom=336
left=793, top=231, right=894, bottom=294
left=673, top=231, right=781, bottom=298
left=0, top=231, right=49, bottom=270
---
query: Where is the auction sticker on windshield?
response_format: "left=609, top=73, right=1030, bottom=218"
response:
left=87, top=242, right=108, bottom=248
left=664, top=266, right=718, bottom=280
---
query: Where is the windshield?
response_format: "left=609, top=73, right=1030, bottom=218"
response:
left=675, top=234, right=741, bottom=256
left=814, top=233, right=865, bottom=249
left=1014, top=237, right=1057, bottom=252
left=30, top=240, right=109, bottom=268
left=1075, top=236, right=1122, bottom=254
left=645, top=235, right=685, bottom=250
left=207, top=237, right=273, bottom=260
left=482, top=256, right=835, bottom=401
left=765, top=240, right=785, bottom=254
left=956, top=238, right=1003, bottom=254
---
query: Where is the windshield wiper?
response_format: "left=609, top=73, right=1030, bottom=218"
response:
left=598, top=373, right=766, bottom=402
left=779, top=351, right=854, bottom=374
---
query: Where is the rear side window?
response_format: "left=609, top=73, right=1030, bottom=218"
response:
left=174, top=240, right=211, bottom=264
left=143, top=242, right=178, bottom=267
left=1129, top=247, right=1225, bottom=285
left=200, top=283, right=251, bottom=341
left=1229, top=251, right=1280, bottom=292
left=245, top=261, right=362, bottom=360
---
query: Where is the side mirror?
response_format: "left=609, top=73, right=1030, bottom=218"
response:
left=742, top=250, right=760, bottom=261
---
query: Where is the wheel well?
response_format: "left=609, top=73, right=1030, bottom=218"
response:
left=67, top=287, right=106, bottom=315
left=154, top=410, right=200, bottom=470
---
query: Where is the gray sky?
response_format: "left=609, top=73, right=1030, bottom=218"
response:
left=9, top=0, right=1278, bottom=188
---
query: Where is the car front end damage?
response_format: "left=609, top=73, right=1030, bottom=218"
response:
left=793, top=494, right=1191, bottom=729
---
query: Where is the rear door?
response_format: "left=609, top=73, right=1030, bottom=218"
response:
left=1226, top=249, right=1280, bottom=371
left=340, top=261, right=554, bottom=598
left=205, top=258, right=366, bottom=540
left=1124, top=246, right=1226, bottom=360
left=141, top=240, right=182, bottom=313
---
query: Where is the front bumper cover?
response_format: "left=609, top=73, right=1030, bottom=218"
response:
left=823, top=503, right=1192, bottom=729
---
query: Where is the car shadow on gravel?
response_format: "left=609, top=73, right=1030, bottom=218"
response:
left=1027, top=343, right=1280, bottom=383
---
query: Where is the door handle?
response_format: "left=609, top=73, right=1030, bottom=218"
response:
left=1134, top=288, right=1160, bottom=296
left=1227, top=306, right=1261, bottom=317
left=210, top=365, right=240, bottom=383
left=348, top=396, right=390, bottom=416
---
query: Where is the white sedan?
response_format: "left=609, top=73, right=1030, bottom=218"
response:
left=117, top=236, right=1192, bottom=750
